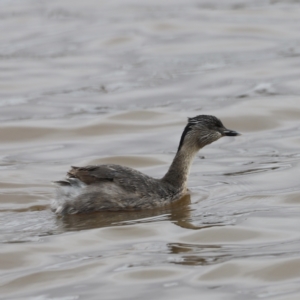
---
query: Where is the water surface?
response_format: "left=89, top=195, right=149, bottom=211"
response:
left=1, top=0, right=300, bottom=299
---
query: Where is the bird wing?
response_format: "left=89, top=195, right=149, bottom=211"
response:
left=67, top=164, right=152, bottom=192
left=68, top=165, right=116, bottom=184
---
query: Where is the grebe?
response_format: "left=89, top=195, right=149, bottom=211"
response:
left=52, top=115, right=240, bottom=215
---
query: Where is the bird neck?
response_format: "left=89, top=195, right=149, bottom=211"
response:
left=161, top=143, right=199, bottom=189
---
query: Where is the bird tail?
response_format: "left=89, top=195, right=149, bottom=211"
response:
left=51, top=178, right=86, bottom=215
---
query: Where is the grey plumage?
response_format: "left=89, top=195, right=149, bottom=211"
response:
left=52, top=115, right=240, bottom=215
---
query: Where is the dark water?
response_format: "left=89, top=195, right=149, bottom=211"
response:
left=1, top=0, right=300, bottom=299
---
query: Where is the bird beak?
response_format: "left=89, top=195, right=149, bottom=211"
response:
left=223, top=129, right=241, bottom=136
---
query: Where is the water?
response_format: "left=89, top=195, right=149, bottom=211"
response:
left=1, top=0, right=300, bottom=299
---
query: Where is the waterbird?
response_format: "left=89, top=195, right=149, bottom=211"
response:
left=52, top=115, right=240, bottom=215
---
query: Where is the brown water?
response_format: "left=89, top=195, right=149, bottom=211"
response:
left=1, top=0, right=300, bottom=299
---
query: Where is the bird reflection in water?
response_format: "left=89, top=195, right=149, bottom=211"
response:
left=56, top=194, right=202, bottom=232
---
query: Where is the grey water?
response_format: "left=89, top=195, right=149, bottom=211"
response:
left=1, top=0, right=300, bottom=299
